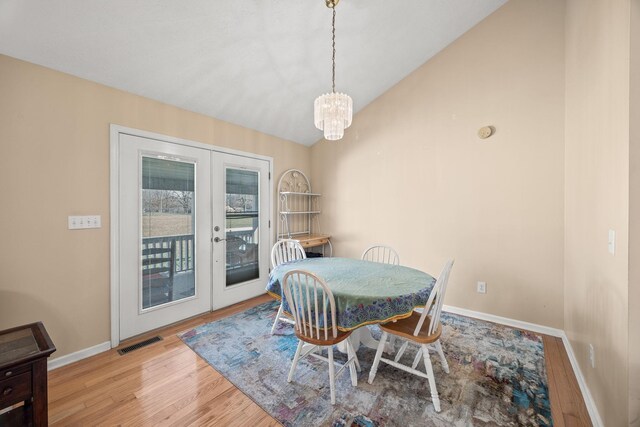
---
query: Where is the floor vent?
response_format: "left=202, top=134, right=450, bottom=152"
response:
left=117, top=336, right=163, bottom=355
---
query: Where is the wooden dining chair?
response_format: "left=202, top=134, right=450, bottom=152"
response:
left=270, top=239, right=307, bottom=334
left=283, top=269, right=358, bottom=405
left=368, top=259, right=454, bottom=413
left=361, top=244, right=401, bottom=347
left=361, top=245, right=400, bottom=265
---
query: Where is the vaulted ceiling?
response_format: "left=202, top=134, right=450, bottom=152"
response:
left=0, top=0, right=507, bottom=145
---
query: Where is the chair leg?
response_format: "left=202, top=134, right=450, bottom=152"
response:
left=328, top=346, right=336, bottom=405
left=368, top=331, right=388, bottom=384
left=354, top=352, right=362, bottom=373
left=395, top=340, right=409, bottom=362
left=411, top=347, right=423, bottom=369
left=347, top=336, right=362, bottom=372
left=270, top=302, right=284, bottom=335
left=434, top=340, right=449, bottom=374
left=388, top=335, right=396, bottom=350
left=287, top=341, right=303, bottom=383
left=421, top=344, right=441, bottom=412
left=345, top=340, right=358, bottom=387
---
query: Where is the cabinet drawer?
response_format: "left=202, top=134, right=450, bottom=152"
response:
left=0, top=363, right=30, bottom=380
left=0, top=371, right=32, bottom=408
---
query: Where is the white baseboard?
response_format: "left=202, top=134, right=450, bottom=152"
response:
left=443, top=304, right=603, bottom=427
left=560, top=332, right=604, bottom=427
left=47, top=341, right=111, bottom=371
left=442, top=304, right=564, bottom=337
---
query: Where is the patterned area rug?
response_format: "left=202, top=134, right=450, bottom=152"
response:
left=179, top=301, right=552, bottom=426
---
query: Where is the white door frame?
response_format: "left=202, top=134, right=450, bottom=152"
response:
left=109, top=124, right=274, bottom=347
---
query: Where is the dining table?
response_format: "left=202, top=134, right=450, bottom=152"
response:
left=266, top=257, right=436, bottom=353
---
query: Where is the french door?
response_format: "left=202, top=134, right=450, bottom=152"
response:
left=211, top=152, right=270, bottom=310
left=116, top=132, right=271, bottom=341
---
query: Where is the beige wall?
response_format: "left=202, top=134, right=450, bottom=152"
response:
left=630, top=0, right=640, bottom=424
left=564, top=0, right=631, bottom=426
left=0, top=54, right=311, bottom=358
left=1, top=3, right=636, bottom=423
left=311, top=0, right=565, bottom=328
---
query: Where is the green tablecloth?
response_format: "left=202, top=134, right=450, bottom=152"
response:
left=266, top=257, right=436, bottom=331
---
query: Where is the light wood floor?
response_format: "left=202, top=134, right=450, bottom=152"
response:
left=48, top=295, right=592, bottom=426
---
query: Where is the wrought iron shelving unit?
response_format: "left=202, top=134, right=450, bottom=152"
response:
left=276, top=169, right=332, bottom=256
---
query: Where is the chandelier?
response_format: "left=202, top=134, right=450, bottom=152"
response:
left=314, top=0, right=352, bottom=141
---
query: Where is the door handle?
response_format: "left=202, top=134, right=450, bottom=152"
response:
left=214, top=237, right=226, bottom=243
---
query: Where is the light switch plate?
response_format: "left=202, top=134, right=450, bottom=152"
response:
left=68, top=215, right=102, bottom=230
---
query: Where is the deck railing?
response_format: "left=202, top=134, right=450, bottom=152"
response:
left=227, top=227, right=256, bottom=244
left=143, top=234, right=195, bottom=273
left=142, top=228, right=257, bottom=274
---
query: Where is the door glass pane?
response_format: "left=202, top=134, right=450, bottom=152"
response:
left=141, top=157, right=196, bottom=309
left=225, top=168, right=260, bottom=287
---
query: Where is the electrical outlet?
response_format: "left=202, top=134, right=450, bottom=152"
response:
left=477, top=281, right=487, bottom=294
left=608, top=229, right=616, bottom=255
left=589, top=344, right=595, bottom=368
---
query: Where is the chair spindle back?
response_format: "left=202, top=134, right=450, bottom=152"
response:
left=361, top=245, right=400, bottom=265
left=414, top=259, right=455, bottom=337
left=283, top=270, right=337, bottom=341
left=271, top=239, right=306, bottom=268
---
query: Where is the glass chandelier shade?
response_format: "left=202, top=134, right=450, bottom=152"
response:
left=314, top=92, right=353, bottom=141
left=314, top=0, right=352, bottom=141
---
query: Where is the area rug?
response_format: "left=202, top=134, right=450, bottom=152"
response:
left=179, top=301, right=552, bottom=426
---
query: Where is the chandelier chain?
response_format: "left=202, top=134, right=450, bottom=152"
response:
left=331, top=7, right=336, bottom=93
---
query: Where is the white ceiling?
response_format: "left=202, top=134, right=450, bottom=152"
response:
left=0, top=0, right=507, bottom=146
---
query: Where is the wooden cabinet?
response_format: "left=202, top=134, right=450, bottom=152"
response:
left=0, top=322, right=56, bottom=427
left=276, top=169, right=332, bottom=256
